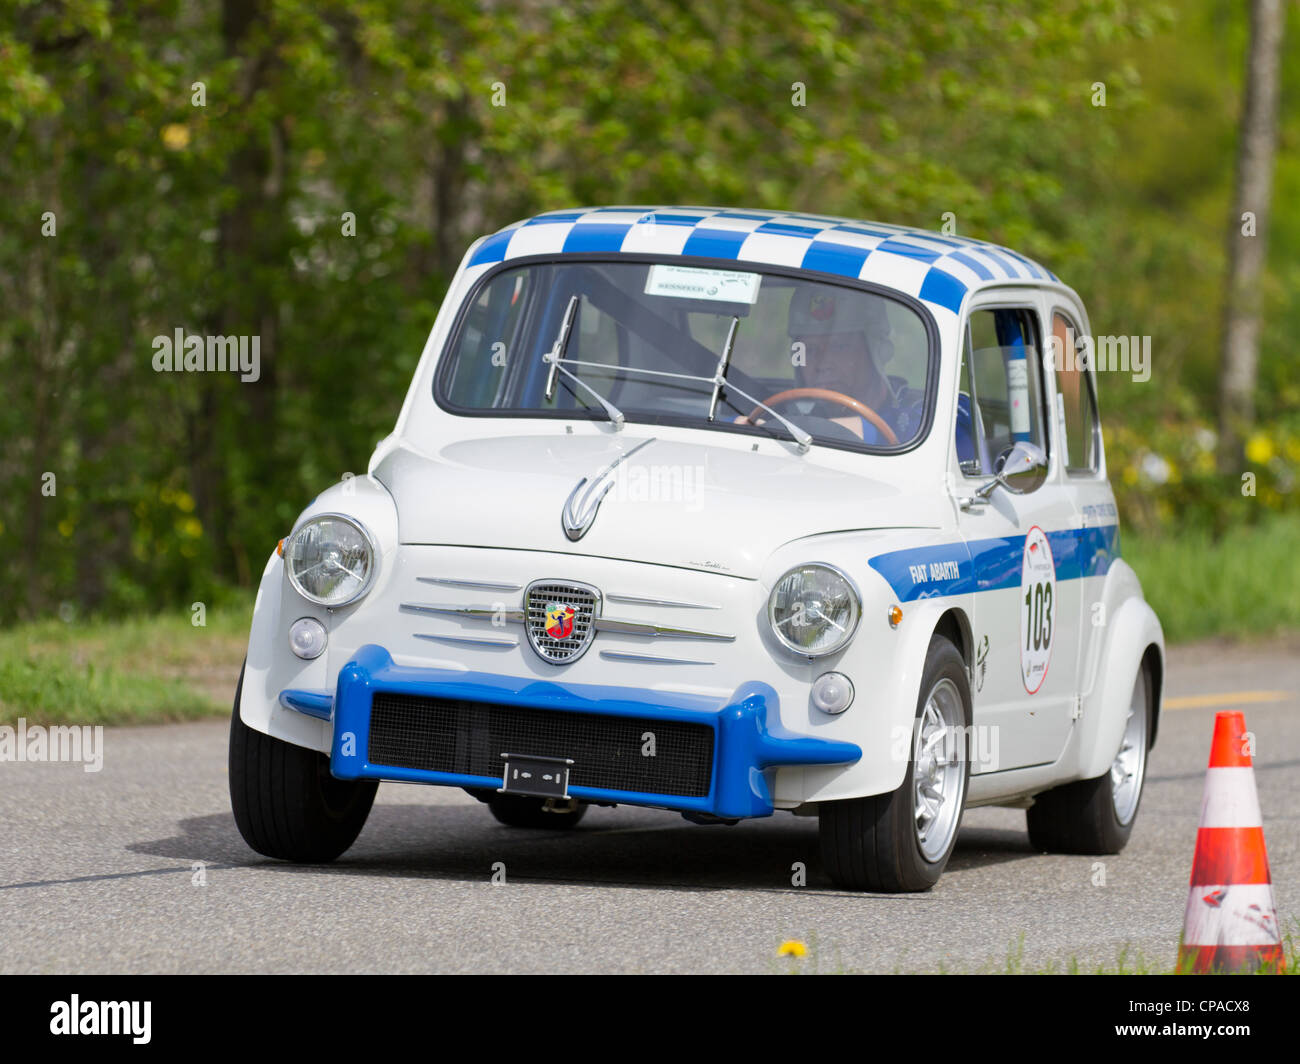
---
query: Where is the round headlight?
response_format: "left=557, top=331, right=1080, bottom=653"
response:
left=768, top=563, right=861, bottom=657
left=284, top=514, right=376, bottom=607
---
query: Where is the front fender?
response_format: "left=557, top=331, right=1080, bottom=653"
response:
left=238, top=474, right=400, bottom=753
left=799, top=592, right=972, bottom=803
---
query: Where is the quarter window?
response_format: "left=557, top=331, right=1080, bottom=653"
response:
left=1051, top=311, right=1101, bottom=474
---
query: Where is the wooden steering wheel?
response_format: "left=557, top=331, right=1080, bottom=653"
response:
left=748, top=387, right=899, bottom=446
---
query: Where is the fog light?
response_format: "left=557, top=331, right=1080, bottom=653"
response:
left=288, top=617, right=327, bottom=660
left=811, top=671, right=854, bottom=715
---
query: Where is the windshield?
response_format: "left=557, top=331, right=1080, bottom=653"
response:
left=436, top=259, right=935, bottom=451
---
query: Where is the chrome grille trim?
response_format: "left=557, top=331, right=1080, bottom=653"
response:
left=599, top=650, right=715, bottom=666
left=400, top=603, right=526, bottom=623
left=593, top=617, right=734, bottom=642
left=605, top=593, right=720, bottom=610
left=524, top=579, right=601, bottom=664
left=414, top=633, right=518, bottom=649
left=417, top=577, right=523, bottom=592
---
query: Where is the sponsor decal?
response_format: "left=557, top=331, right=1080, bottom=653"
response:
left=1019, top=525, right=1056, bottom=694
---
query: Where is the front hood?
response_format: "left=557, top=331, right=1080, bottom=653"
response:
left=375, top=434, right=942, bottom=578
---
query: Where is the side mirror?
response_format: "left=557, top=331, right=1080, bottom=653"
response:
left=965, top=441, right=1048, bottom=508
left=996, top=440, right=1049, bottom=495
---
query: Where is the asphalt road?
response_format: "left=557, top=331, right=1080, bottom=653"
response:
left=2, top=637, right=1297, bottom=974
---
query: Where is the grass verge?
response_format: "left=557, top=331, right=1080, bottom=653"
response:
left=1123, top=513, right=1300, bottom=643
left=0, top=606, right=248, bottom=727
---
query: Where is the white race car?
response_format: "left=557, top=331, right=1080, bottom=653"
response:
left=230, top=206, right=1164, bottom=892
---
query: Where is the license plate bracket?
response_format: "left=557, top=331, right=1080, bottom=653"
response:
left=499, top=752, right=573, bottom=799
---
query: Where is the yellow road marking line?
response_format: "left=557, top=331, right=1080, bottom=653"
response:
left=1164, top=690, right=1290, bottom=710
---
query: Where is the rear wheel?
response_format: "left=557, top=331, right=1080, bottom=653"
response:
left=229, top=665, right=378, bottom=862
left=1026, top=664, right=1151, bottom=854
left=819, top=636, right=971, bottom=892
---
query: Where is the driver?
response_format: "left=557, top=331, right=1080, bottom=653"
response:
left=786, top=287, right=899, bottom=444
left=736, top=287, right=909, bottom=443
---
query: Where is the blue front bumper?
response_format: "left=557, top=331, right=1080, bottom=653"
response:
left=281, top=644, right=860, bottom=819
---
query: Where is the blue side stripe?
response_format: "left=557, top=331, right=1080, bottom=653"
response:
left=681, top=227, right=750, bottom=258
left=801, top=240, right=871, bottom=278
left=918, top=268, right=967, bottom=314
left=562, top=222, right=633, bottom=252
left=869, top=525, right=1119, bottom=603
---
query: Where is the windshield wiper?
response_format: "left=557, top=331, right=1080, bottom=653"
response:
left=707, top=316, right=739, bottom=422
left=539, top=296, right=810, bottom=452
left=717, top=380, right=813, bottom=453
left=542, top=294, right=625, bottom=430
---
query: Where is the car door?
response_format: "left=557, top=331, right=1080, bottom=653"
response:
left=1045, top=298, right=1117, bottom=698
left=949, top=293, right=1082, bottom=773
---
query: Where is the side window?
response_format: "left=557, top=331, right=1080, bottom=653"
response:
left=956, top=307, right=1049, bottom=478
left=445, top=271, right=531, bottom=407
left=1051, top=311, right=1101, bottom=474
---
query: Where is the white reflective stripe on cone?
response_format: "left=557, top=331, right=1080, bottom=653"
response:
left=1182, top=883, right=1282, bottom=946
left=1198, top=767, right=1263, bottom=828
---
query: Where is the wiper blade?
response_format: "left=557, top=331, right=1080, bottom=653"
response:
left=543, top=294, right=580, bottom=402
left=721, top=380, right=813, bottom=454
left=541, top=295, right=624, bottom=429
left=707, top=315, right=740, bottom=422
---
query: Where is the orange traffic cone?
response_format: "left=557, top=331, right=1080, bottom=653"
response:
left=1177, top=711, right=1285, bottom=973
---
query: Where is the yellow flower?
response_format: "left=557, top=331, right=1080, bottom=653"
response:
left=174, top=490, right=196, bottom=513
left=161, top=123, right=190, bottom=150
left=1245, top=434, right=1274, bottom=465
left=777, top=939, right=807, bottom=958
left=58, top=519, right=74, bottom=538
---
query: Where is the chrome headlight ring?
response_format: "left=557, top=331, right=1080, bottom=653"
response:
left=283, top=512, right=378, bottom=608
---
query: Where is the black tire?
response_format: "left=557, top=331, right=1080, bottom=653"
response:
left=819, top=636, right=971, bottom=892
left=229, top=664, right=378, bottom=862
left=487, top=794, right=588, bottom=829
left=1026, top=663, right=1152, bottom=855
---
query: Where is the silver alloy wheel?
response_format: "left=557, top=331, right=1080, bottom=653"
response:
left=1110, top=670, right=1148, bottom=825
left=913, top=677, right=966, bottom=862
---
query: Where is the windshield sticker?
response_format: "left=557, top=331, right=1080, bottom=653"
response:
left=644, top=265, right=761, bottom=304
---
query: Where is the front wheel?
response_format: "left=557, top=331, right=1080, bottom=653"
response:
left=1026, top=664, right=1151, bottom=854
left=229, top=665, right=378, bottom=862
left=819, top=636, right=971, bottom=892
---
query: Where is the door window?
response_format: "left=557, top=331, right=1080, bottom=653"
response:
left=956, top=307, right=1049, bottom=480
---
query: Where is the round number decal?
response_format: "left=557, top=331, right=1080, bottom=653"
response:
left=1019, top=525, right=1056, bottom=694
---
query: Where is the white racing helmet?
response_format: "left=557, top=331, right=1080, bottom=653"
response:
left=788, top=285, right=893, bottom=365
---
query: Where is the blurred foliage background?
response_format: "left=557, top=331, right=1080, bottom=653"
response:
left=0, top=0, right=1296, bottom=631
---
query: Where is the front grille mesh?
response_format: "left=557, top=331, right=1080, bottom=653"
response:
left=525, top=582, right=597, bottom=663
left=368, top=692, right=714, bottom=798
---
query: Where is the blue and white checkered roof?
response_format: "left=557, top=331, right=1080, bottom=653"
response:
left=467, top=206, right=1059, bottom=319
